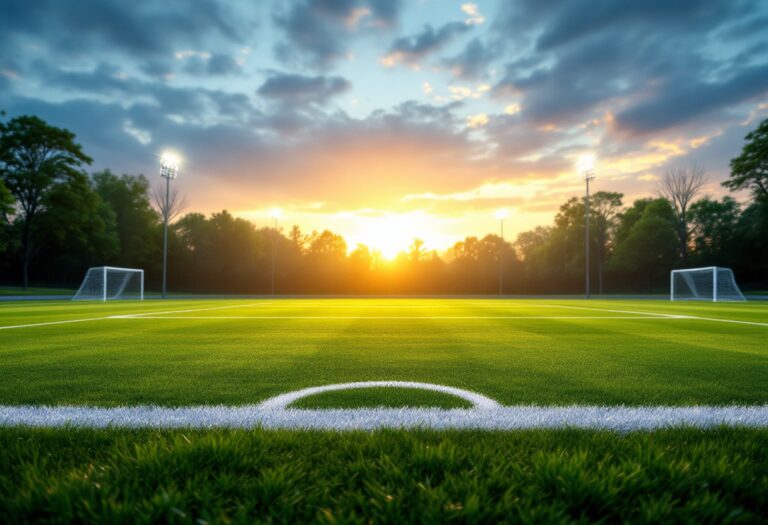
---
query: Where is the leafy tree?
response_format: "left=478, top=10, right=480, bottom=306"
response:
left=610, top=199, right=677, bottom=291
left=688, top=196, right=740, bottom=266
left=0, top=115, right=92, bottom=287
left=590, top=191, right=623, bottom=293
left=724, top=118, right=768, bottom=200
left=93, top=170, right=160, bottom=270
left=34, top=174, right=118, bottom=284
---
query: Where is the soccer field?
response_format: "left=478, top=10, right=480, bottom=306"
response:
left=1, top=298, right=767, bottom=408
left=1, top=298, right=767, bottom=522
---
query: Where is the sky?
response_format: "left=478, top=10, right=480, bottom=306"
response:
left=1, top=0, right=768, bottom=258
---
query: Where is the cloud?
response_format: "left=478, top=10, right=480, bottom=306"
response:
left=467, top=113, right=489, bottom=128
left=381, top=22, right=472, bottom=68
left=0, top=0, right=251, bottom=59
left=614, top=64, right=768, bottom=134
left=461, top=4, right=485, bottom=25
left=492, top=0, right=768, bottom=134
left=273, top=0, right=402, bottom=69
left=442, top=38, right=499, bottom=80
left=182, top=53, right=244, bottom=76
left=257, top=73, right=351, bottom=105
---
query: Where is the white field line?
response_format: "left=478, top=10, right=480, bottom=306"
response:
left=2, top=381, right=767, bottom=430
left=0, top=317, right=114, bottom=331
left=113, top=302, right=271, bottom=318
left=2, top=405, right=768, bottom=430
left=0, top=302, right=271, bottom=330
left=257, top=381, right=501, bottom=410
left=546, top=304, right=768, bottom=327
left=110, top=315, right=685, bottom=320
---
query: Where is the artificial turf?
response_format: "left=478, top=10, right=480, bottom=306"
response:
left=1, top=298, right=767, bottom=522
left=1, top=427, right=767, bottom=524
left=0, top=299, right=766, bottom=407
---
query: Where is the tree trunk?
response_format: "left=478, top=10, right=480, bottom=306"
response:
left=20, top=218, right=32, bottom=289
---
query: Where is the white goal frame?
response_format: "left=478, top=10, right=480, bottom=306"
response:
left=73, top=266, right=144, bottom=301
left=670, top=266, right=745, bottom=302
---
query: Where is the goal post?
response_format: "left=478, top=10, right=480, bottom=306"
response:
left=73, top=266, right=144, bottom=301
left=670, top=266, right=746, bottom=302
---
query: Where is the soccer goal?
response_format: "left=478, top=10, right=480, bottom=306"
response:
left=670, top=267, right=746, bottom=302
left=73, top=266, right=144, bottom=301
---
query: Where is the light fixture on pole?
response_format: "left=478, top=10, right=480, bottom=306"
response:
left=578, top=154, right=596, bottom=300
left=270, top=208, right=282, bottom=296
left=496, top=209, right=509, bottom=297
left=159, top=152, right=180, bottom=300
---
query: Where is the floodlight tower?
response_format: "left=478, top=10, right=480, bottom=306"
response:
left=578, top=154, right=596, bottom=300
left=496, top=209, right=509, bottom=296
left=159, top=152, right=180, bottom=299
left=270, top=208, right=282, bottom=296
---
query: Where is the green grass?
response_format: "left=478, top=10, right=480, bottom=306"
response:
left=1, top=298, right=767, bottom=522
left=0, top=299, right=766, bottom=406
left=290, top=387, right=472, bottom=409
left=1, top=427, right=766, bottom=524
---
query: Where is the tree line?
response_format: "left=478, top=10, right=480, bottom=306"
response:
left=1, top=113, right=767, bottom=294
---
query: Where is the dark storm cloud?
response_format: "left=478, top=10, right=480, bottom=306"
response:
left=385, top=22, right=472, bottom=65
left=492, top=0, right=768, bottom=132
left=0, top=0, right=250, bottom=58
left=615, top=65, right=768, bottom=134
left=257, top=73, right=351, bottom=105
left=273, top=0, right=403, bottom=69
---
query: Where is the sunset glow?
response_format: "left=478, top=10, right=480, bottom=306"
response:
left=2, top=1, right=766, bottom=253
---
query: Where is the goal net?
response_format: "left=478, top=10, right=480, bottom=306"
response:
left=670, top=267, right=746, bottom=302
left=73, top=266, right=144, bottom=301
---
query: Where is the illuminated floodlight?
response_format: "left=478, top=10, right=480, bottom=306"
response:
left=160, top=151, right=181, bottom=179
left=270, top=207, right=283, bottom=220
left=496, top=209, right=509, bottom=220
left=577, top=153, right=595, bottom=175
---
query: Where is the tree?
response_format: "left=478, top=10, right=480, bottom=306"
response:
left=658, top=164, right=706, bottom=264
left=152, top=182, right=187, bottom=225
left=590, top=191, right=623, bottom=294
left=34, top=173, right=118, bottom=284
left=93, top=170, right=160, bottom=270
left=0, top=115, right=92, bottom=287
left=0, top=179, right=13, bottom=253
left=724, top=118, right=768, bottom=200
left=610, top=199, right=677, bottom=291
left=688, top=196, right=740, bottom=265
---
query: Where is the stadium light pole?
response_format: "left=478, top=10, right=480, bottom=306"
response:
left=578, top=154, right=596, bottom=300
left=159, top=152, right=180, bottom=299
left=270, top=208, right=282, bottom=296
left=496, top=209, right=509, bottom=296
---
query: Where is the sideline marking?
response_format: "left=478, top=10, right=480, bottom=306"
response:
left=548, top=304, right=768, bottom=327
left=0, top=317, right=113, bottom=331
left=0, top=302, right=271, bottom=330
left=3, top=382, right=767, bottom=430
left=2, top=405, right=767, bottom=431
left=111, top=315, right=685, bottom=320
